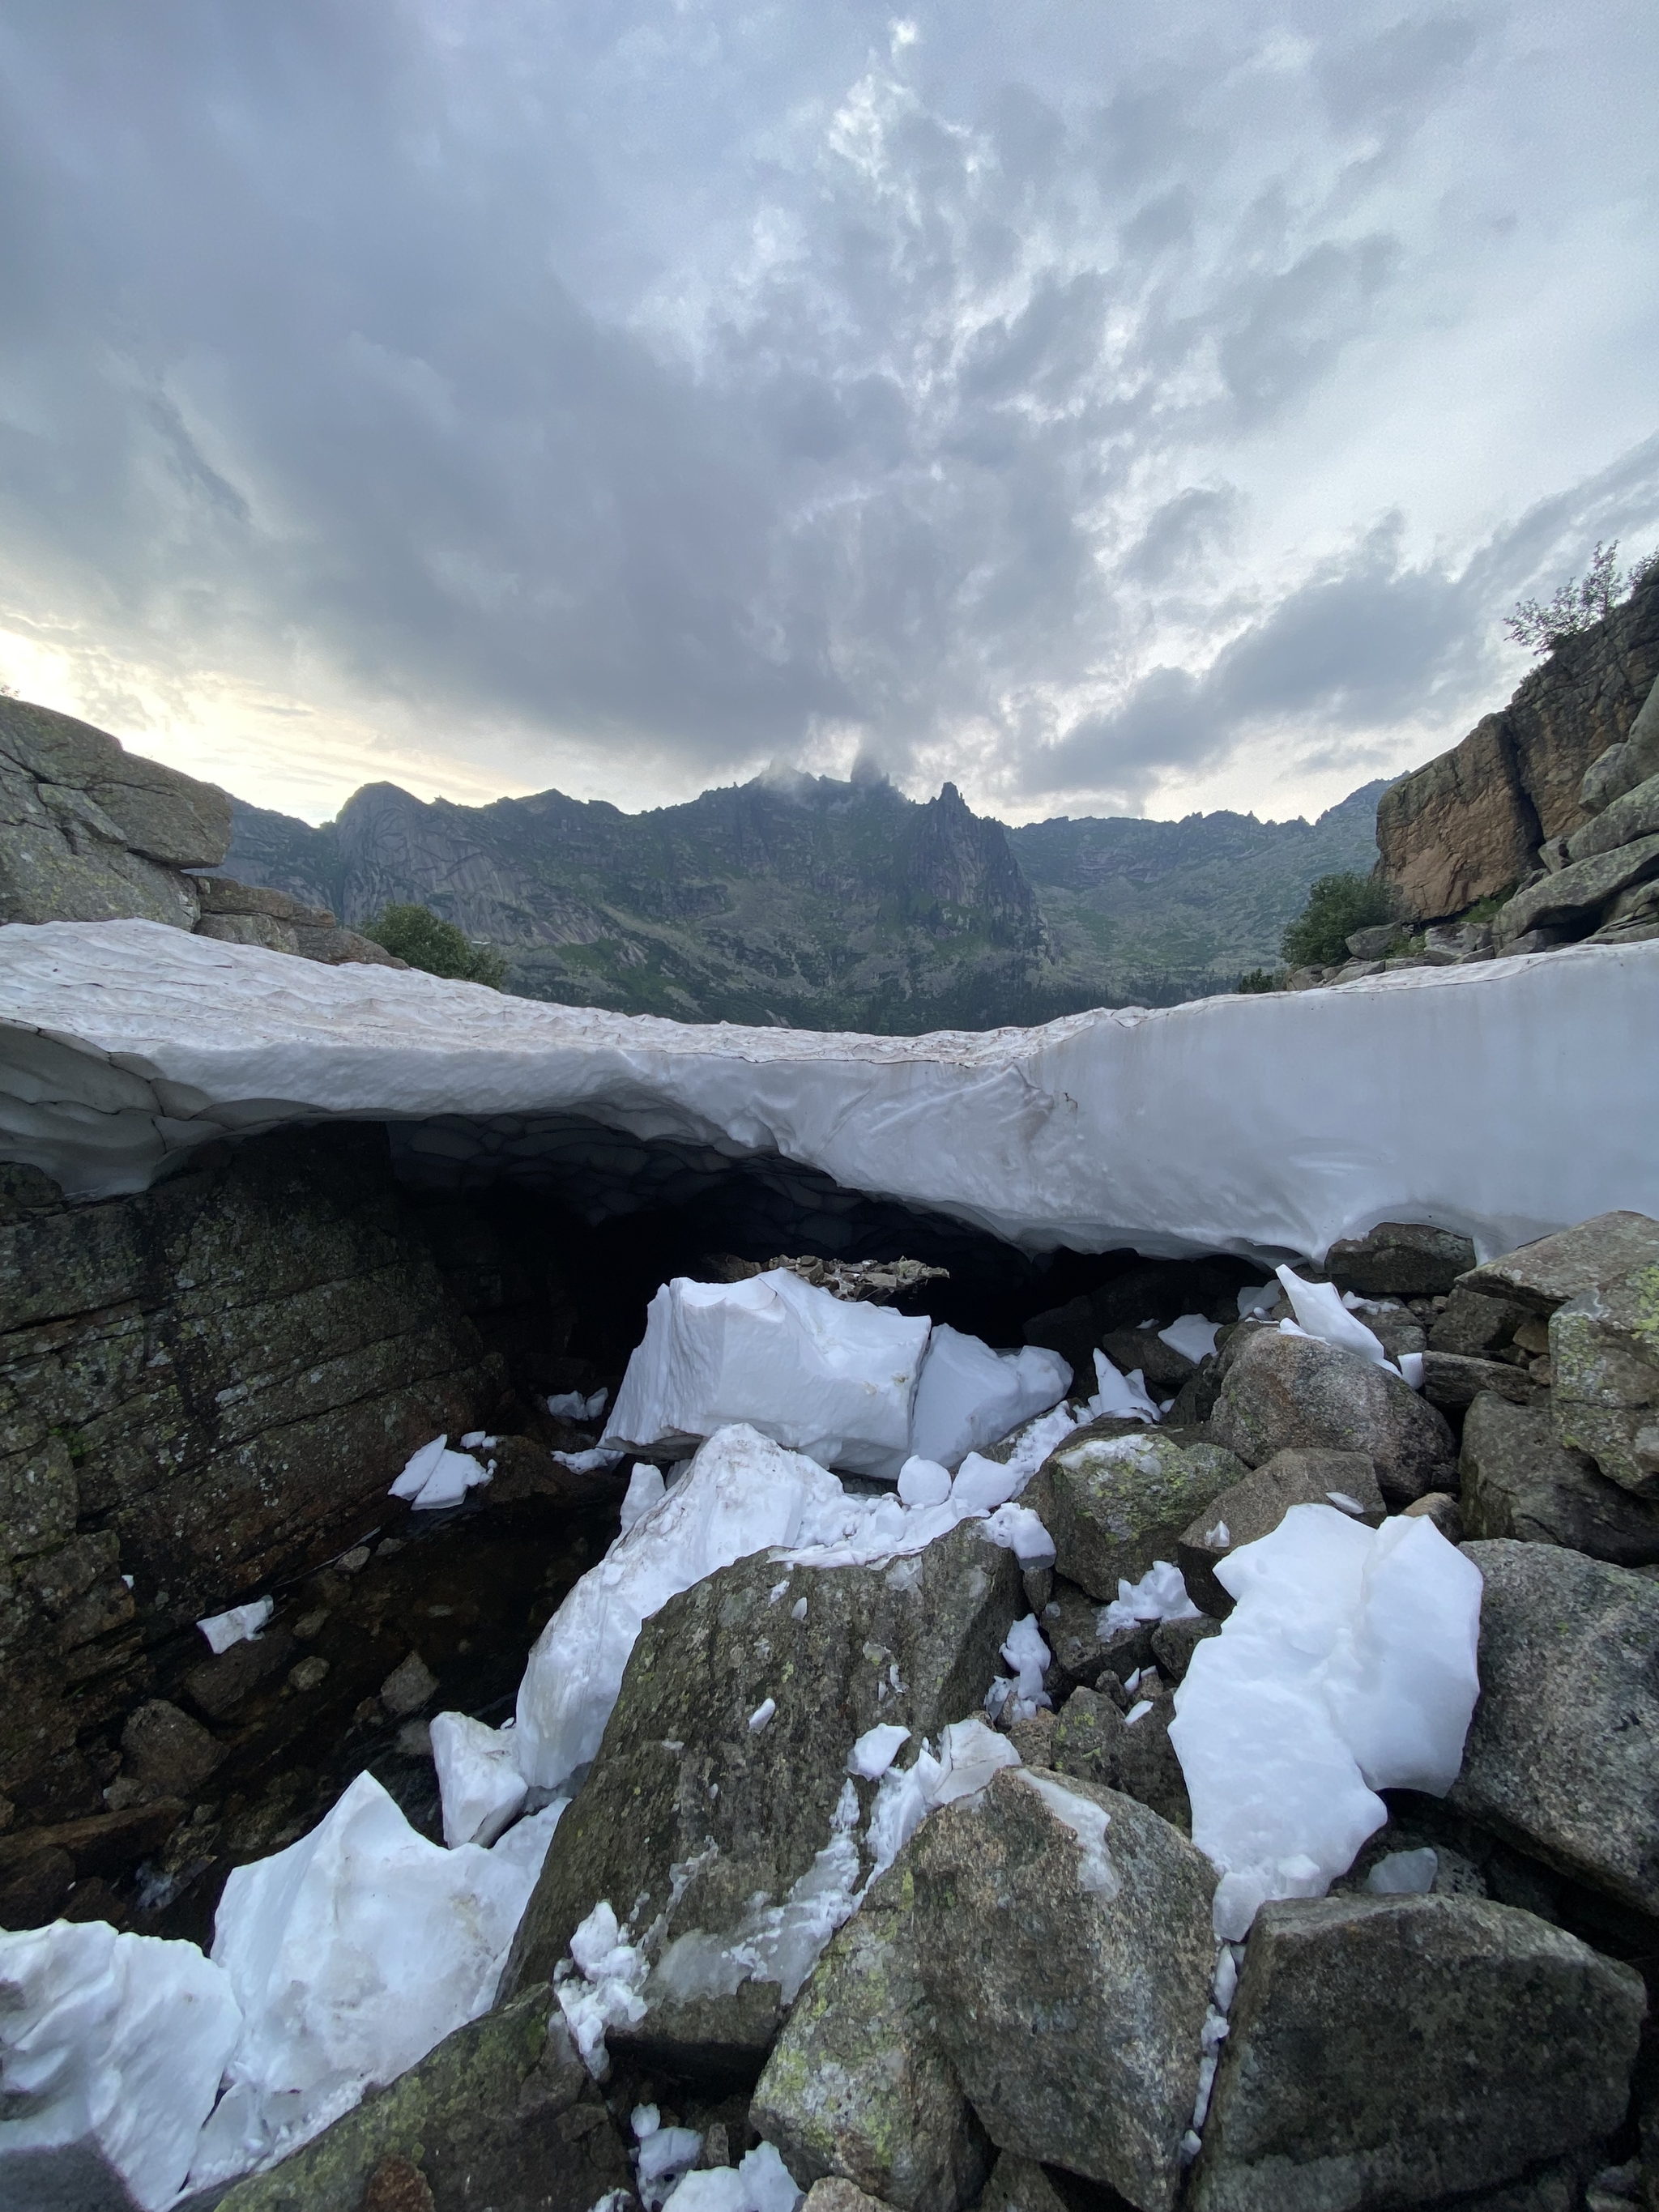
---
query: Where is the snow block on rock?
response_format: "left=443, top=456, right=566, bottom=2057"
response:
left=910, top=1766, right=1216, bottom=2212
left=5, top=921, right=1657, bottom=1267
left=604, top=1272, right=931, bottom=1477
left=0, top=1920, right=242, bottom=2212
left=1170, top=1506, right=1482, bottom=1938
left=907, top=1327, right=1070, bottom=1473
left=200, top=1771, right=557, bottom=2182
left=1192, top=1893, right=1644, bottom=2212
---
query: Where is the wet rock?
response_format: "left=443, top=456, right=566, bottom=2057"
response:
left=1192, top=1893, right=1644, bottom=2212
left=1038, top=1429, right=1247, bottom=1603
left=118, top=1700, right=223, bottom=1799
left=1457, top=1211, right=1659, bottom=1315
left=1038, top=1577, right=1151, bottom=1690
left=910, top=1767, right=1214, bottom=2212
left=1209, top=1329, right=1455, bottom=1503
left=1326, top=1224, right=1478, bottom=1298
left=1175, top=1448, right=1382, bottom=1617
left=379, top=1652, right=438, bottom=1719
left=1551, top=1266, right=1659, bottom=1496
left=752, top=1857, right=989, bottom=2212
left=1448, top=1542, right=1659, bottom=1915
left=184, top=1627, right=298, bottom=1721
left=1461, top=1395, right=1659, bottom=1562
left=505, top=1517, right=1022, bottom=2070
left=213, top=1984, right=630, bottom=2212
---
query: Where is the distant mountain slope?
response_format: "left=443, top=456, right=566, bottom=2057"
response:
left=218, top=769, right=1385, bottom=1029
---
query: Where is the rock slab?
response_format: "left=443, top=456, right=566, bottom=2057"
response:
left=1459, top=1393, right=1659, bottom=1562
left=1209, top=1329, right=1455, bottom=1503
left=1192, top=1892, right=1644, bottom=2212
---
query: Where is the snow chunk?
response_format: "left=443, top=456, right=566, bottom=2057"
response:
left=548, top=1388, right=609, bottom=1421
left=908, top=1324, right=1070, bottom=1471
left=515, top=1425, right=850, bottom=1792
left=1085, top=1349, right=1162, bottom=1423
left=1236, top=1283, right=1277, bottom=1319
left=197, top=1597, right=273, bottom=1654
left=898, top=1455, right=953, bottom=1507
left=1169, top=1505, right=1482, bottom=1939
left=1275, top=1265, right=1387, bottom=1365
left=1159, top=1314, right=1220, bottom=1365
left=748, top=1698, right=777, bottom=1733
left=848, top=1723, right=911, bottom=1780
left=389, top=1433, right=492, bottom=1511
left=558, top=1903, right=649, bottom=2080
left=995, top=1613, right=1052, bottom=1723
left=1018, top=1770, right=1120, bottom=1900
left=981, top=1501, right=1056, bottom=1565
left=672, top=2143, right=804, bottom=2212
left=621, top=1463, right=667, bottom=1534
left=429, top=1711, right=529, bottom=1848
left=1367, top=1848, right=1438, bottom=1895
left=1098, top=1558, right=1201, bottom=1637
left=603, top=1271, right=930, bottom=1478
left=202, top=1771, right=549, bottom=2176
left=0, top=1921, right=242, bottom=2212
left=633, top=2104, right=702, bottom=2211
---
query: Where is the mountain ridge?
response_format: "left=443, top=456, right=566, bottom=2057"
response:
left=217, top=769, right=1387, bottom=1029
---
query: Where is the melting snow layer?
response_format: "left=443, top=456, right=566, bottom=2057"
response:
left=3, top=920, right=1654, bottom=1260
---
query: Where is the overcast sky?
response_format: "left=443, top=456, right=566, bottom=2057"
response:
left=2, top=2, right=1657, bottom=827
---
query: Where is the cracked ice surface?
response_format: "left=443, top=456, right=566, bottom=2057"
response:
left=2, top=921, right=1655, bottom=1258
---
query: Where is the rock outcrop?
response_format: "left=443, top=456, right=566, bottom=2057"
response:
left=1376, top=568, right=1659, bottom=921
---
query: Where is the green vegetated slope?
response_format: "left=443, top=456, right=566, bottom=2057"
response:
left=221, top=769, right=1386, bottom=1030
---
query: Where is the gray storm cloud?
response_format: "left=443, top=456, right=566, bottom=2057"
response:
left=0, top=0, right=1655, bottom=817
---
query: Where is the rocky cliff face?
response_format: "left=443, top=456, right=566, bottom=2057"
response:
left=1377, top=571, right=1659, bottom=922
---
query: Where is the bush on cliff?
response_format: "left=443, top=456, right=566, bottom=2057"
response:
left=1282, top=872, right=1393, bottom=968
left=1505, top=540, right=1659, bottom=657
left=365, top=903, right=507, bottom=987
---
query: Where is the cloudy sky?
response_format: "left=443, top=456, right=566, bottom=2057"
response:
left=2, top=2, right=1657, bottom=828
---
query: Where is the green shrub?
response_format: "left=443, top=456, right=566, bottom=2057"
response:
left=365, top=904, right=507, bottom=989
left=1281, top=872, right=1395, bottom=969
left=1505, top=540, right=1659, bottom=657
left=1236, top=968, right=1279, bottom=993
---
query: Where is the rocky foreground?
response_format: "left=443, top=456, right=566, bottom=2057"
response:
left=2, top=1196, right=1657, bottom=2212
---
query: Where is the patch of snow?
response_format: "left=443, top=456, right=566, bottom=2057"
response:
left=980, top=1501, right=1056, bottom=1565
left=1204, top=1521, right=1230, bottom=1548
left=748, top=1698, right=776, bottom=1733
left=1236, top=1283, right=1277, bottom=1319
left=1084, top=1349, right=1161, bottom=1423
left=897, top=1455, right=953, bottom=1507
left=459, top=1430, right=499, bottom=1449
left=557, top=1903, right=650, bottom=2080
left=864, top=1717, right=1023, bottom=1881
left=0, top=1921, right=242, bottom=2212
left=908, top=1325, right=1070, bottom=1472
left=1017, top=1771, right=1120, bottom=1901
left=389, top=1433, right=493, bottom=1511
left=1398, top=1351, right=1426, bottom=1390
left=1169, top=1505, right=1482, bottom=1939
left=671, top=2143, right=804, bottom=2212
left=1366, top=1847, right=1439, bottom=1895
left=552, top=1447, right=625, bottom=1474
left=621, top=1463, right=667, bottom=1534
left=1159, top=1314, right=1219, bottom=1364
left=1327, top=1490, right=1365, bottom=1515
left=790, top=1596, right=808, bottom=1620
left=429, top=1712, right=529, bottom=1848
left=197, top=1598, right=273, bottom=1654
left=847, top=1723, right=911, bottom=1780
left=996, top=1614, right=1052, bottom=1723
left=514, top=1426, right=852, bottom=1792
left=603, top=1271, right=930, bottom=1478
left=548, top=1388, right=610, bottom=1421
left=1275, top=1267, right=1388, bottom=1364
left=196, top=1771, right=553, bottom=2184
left=632, top=2105, right=702, bottom=2212
left=1098, top=1556, right=1201, bottom=1637
left=1125, top=1699, right=1154, bottom=1727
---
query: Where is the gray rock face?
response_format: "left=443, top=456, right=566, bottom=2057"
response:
left=1550, top=1266, right=1659, bottom=1496
left=1192, top=1893, right=1644, bottom=2212
left=1448, top=1541, right=1659, bottom=1915
left=506, top=1517, right=1023, bottom=2067
left=1175, top=1448, right=1382, bottom=1617
left=0, top=697, right=230, bottom=927
left=1038, top=1429, right=1247, bottom=1602
left=1457, top=1210, right=1659, bottom=1315
left=212, top=1985, right=631, bottom=2212
left=975, top=2153, right=1074, bottom=2212
left=911, top=1766, right=1215, bottom=2212
left=1429, top=1286, right=1531, bottom=1358
left=1566, top=767, right=1659, bottom=863
left=1038, top=1577, right=1151, bottom=1689
left=118, top=1700, right=224, bottom=1798
left=1209, top=1330, right=1456, bottom=1503
left=1325, top=1224, right=1477, bottom=1297
left=194, top=875, right=403, bottom=967
left=1461, top=1394, right=1659, bottom=1562
left=752, top=1856, right=989, bottom=2212
left=1493, top=829, right=1659, bottom=944
left=1421, top=1353, right=1543, bottom=1410
left=1051, top=1684, right=1191, bottom=1833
